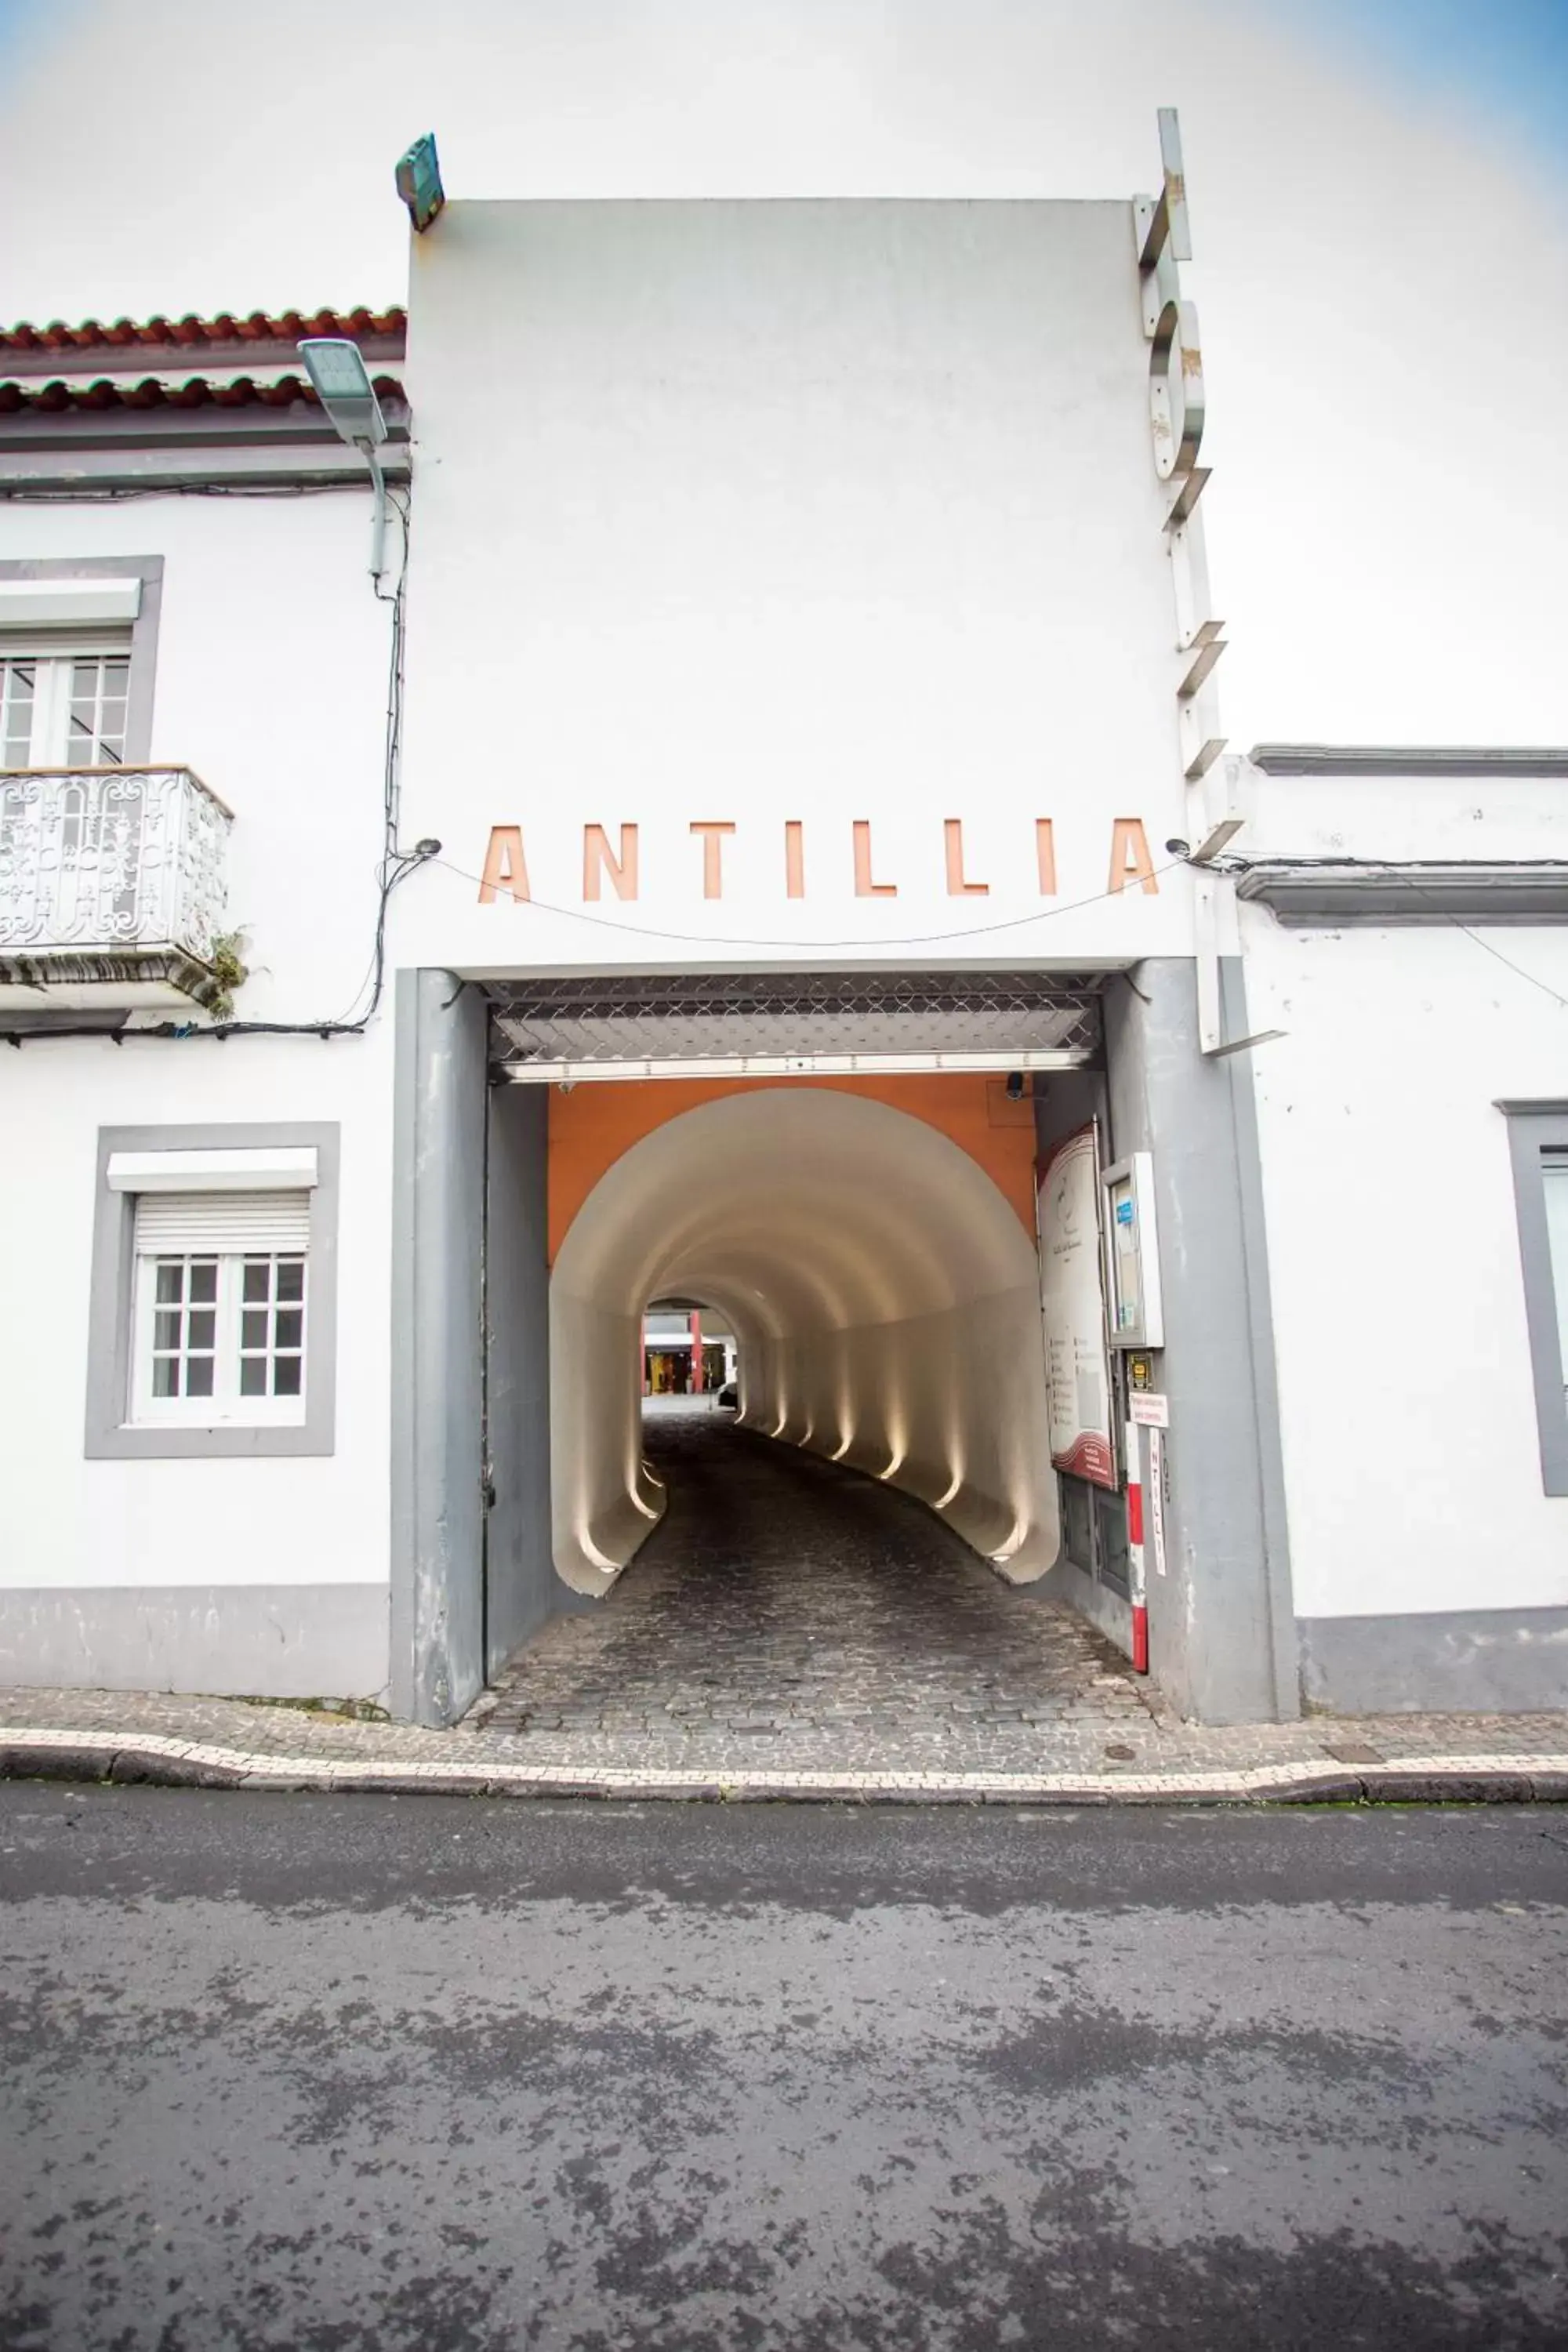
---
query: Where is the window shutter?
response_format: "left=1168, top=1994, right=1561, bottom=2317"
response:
left=133, top=1190, right=310, bottom=1254
left=0, top=577, right=141, bottom=626
left=0, top=626, right=134, bottom=660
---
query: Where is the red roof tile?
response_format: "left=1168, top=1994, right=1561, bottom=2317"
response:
left=0, top=307, right=405, bottom=353
left=0, top=372, right=406, bottom=415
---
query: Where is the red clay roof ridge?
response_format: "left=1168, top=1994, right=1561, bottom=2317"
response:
left=0, top=307, right=405, bottom=352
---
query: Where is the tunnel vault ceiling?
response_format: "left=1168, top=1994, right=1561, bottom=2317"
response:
left=548, top=1087, right=1059, bottom=1596
left=488, top=968, right=1102, bottom=1078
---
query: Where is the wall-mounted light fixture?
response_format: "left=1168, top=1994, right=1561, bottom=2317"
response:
left=298, top=337, right=390, bottom=582
left=395, top=132, right=445, bottom=234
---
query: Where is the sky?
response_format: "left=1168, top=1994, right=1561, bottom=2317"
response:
left=2, top=0, right=1564, bottom=750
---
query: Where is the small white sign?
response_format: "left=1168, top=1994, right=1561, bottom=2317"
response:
left=1130, top=1391, right=1169, bottom=1428
left=1149, top=1427, right=1168, bottom=1577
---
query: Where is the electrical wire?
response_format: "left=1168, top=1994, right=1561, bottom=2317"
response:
left=201, top=478, right=423, bottom=1040
left=1201, top=851, right=1568, bottom=1018
left=425, top=855, right=1185, bottom=953
left=1391, top=874, right=1568, bottom=1012
left=0, top=480, right=383, bottom=504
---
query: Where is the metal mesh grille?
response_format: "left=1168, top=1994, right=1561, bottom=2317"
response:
left=489, top=970, right=1102, bottom=1070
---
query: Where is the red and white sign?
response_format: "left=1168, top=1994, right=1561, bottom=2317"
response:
left=1126, top=1417, right=1149, bottom=1672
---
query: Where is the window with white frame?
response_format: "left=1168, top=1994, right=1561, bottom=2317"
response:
left=1504, top=1109, right=1568, bottom=1497
left=89, top=1129, right=336, bottom=1461
left=0, top=637, right=133, bottom=767
left=104, top=1146, right=321, bottom=1433
left=1544, top=1154, right=1568, bottom=1417
left=131, top=1192, right=310, bottom=1425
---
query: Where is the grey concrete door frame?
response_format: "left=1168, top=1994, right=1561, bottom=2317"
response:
left=390, top=970, right=570, bottom=1728
left=390, top=971, right=489, bottom=1725
left=388, top=960, right=1298, bottom=1728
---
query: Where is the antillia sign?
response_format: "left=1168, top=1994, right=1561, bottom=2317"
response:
left=473, top=816, right=1164, bottom=907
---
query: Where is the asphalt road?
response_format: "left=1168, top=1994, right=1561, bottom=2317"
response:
left=2, top=1790, right=1566, bottom=2351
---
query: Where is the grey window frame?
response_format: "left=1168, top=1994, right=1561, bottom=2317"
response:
left=1500, top=1102, right=1568, bottom=1497
left=0, top=555, right=162, bottom=764
left=85, top=1121, right=340, bottom=1458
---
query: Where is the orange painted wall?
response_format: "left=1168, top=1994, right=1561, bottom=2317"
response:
left=547, top=1074, right=1038, bottom=1263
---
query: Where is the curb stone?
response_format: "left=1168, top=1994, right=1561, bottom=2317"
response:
left=2, top=1726, right=1568, bottom=1805
left=107, top=1750, right=247, bottom=1788
left=2, top=1742, right=116, bottom=1784
left=1361, top=1770, right=1537, bottom=1806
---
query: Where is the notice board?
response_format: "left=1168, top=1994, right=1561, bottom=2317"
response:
left=1036, top=1123, right=1116, bottom=1489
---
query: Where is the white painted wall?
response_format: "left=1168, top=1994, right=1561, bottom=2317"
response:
left=1240, top=770, right=1568, bottom=1621
left=0, top=492, right=394, bottom=1025
left=549, top=1089, right=1058, bottom=1592
left=1246, top=771, right=1568, bottom=867
left=396, top=200, right=1194, bottom=975
left=0, top=492, right=398, bottom=1646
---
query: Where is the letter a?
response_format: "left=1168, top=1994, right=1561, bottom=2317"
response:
left=1108, top=818, right=1159, bottom=895
left=478, top=825, right=530, bottom=904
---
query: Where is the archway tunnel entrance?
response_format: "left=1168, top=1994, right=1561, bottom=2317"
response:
left=393, top=962, right=1294, bottom=1732
left=549, top=1082, right=1058, bottom=1593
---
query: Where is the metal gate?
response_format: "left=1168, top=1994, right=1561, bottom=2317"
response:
left=487, top=968, right=1105, bottom=1081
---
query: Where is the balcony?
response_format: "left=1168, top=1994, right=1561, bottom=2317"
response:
left=0, top=765, right=234, bottom=1013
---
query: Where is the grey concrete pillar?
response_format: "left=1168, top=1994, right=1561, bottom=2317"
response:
left=485, top=1080, right=570, bottom=1675
left=390, top=969, right=488, bottom=1724
left=1102, top=958, right=1297, bottom=1722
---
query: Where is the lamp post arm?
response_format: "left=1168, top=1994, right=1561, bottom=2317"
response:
left=365, top=445, right=388, bottom=584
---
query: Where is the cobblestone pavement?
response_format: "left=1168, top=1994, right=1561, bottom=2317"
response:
left=470, top=1405, right=1158, bottom=1767
left=2, top=1404, right=1566, bottom=1792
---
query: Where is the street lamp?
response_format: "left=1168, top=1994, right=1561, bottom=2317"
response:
left=298, top=338, right=390, bottom=582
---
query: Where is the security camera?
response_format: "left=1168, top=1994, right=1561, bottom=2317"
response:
left=415, top=837, right=443, bottom=858
left=1165, top=837, right=1190, bottom=857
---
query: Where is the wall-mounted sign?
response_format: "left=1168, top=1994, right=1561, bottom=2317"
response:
left=1102, top=1151, right=1164, bottom=1348
left=1037, top=1124, right=1116, bottom=1490
left=474, top=815, right=1162, bottom=909
left=1149, top=1426, right=1168, bottom=1577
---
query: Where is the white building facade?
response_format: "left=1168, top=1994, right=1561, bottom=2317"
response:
left=2, top=126, right=1563, bottom=1722
left=0, top=309, right=408, bottom=1699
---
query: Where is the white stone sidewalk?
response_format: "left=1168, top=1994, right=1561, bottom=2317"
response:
left=2, top=1686, right=1566, bottom=1804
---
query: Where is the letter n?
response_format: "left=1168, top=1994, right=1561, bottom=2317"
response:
left=584, top=823, right=640, bottom=901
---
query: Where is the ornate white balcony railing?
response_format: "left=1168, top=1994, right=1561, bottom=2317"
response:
left=0, top=765, right=233, bottom=1007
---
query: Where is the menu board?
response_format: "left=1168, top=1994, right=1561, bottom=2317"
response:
left=1036, top=1124, right=1116, bottom=1490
